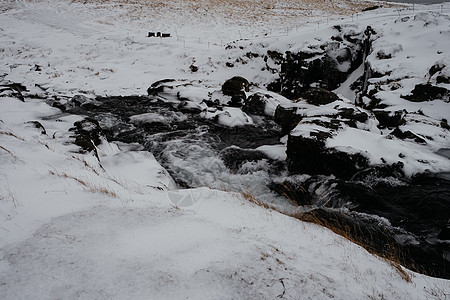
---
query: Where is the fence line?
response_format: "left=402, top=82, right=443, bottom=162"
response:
left=141, top=3, right=449, bottom=51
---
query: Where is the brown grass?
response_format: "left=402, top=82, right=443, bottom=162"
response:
left=62, top=0, right=402, bottom=31
left=0, top=130, right=25, bottom=141
left=239, top=187, right=414, bottom=281
left=241, top=187, right=276, bottom=210
left=0, top=185, right=19, bottom=209
left=49, top=170, right=118, bottom=198
left=290, top=209, right=413, bottom=282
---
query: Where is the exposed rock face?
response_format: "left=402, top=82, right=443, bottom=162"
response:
left=403, top=83, right=449, bottom=102
left=220, top=147, right=270, bottom=173
left=300, top=87, right=340, bottom=105
left=268, top=27, right=373, bottom=100
left=69, top=118, right=105, bottom=156
left=286, top=134, right=368, bottom=180
left=274, top=106, right=303, bottom=135
left=373, top=110, right=406, bottom=128
left=222, top=76, right=249, bottom=107
left=243, top=92, right=269, bottom=115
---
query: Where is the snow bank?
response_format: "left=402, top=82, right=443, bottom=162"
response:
left=0, top=0, right=449, bottom=298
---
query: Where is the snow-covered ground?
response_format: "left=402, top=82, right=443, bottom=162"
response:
left=1, top=0, right=450, bottom=298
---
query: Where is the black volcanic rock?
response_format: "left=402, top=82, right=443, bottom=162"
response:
left=300, top=87, right=340, bottom=105
left=243, top=92, right=268, bottom=116
left=274, top=105, right=303, bottom=135
left=286, top=134, right=369, bottom=180
left=404, top=83, right=449, bottom=102
left=222, top=76, right=250, bottom=107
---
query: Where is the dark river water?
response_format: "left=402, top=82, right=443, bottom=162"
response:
left=60, top=93, right=450, bottom=279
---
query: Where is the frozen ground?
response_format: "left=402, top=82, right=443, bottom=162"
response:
left=1, top=0, right=450, bottom=298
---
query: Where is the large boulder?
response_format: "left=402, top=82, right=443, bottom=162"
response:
left=300, top=87, right=340, bottom=105
left=274, top=105, right=303, bottom=135
left=243, top=92, right=269, bottom=116
left=403, top=83, right=449, bottom=102
left=286, top=134, right=368, bottom=180
left=222, top=76, right=250, bottom=107
left=69, top=118, right=105, bottom=155
left=221, top=76, right=250, bottom=95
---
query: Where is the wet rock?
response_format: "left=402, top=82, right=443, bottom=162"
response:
left=373, top=110, right=406, bottom=128
left=286, top=134, right=368, bottom=180
left=243, top=92, right=270, bottom=116
left=211, top=124, right=280, bottom=150
left=69, top=117, right=105, bottom=155
left=436, top=75, right=450, bottom=84
left=222, top=76, right=249, bottom=96
left=300, top=87, right=340, bottom=105
left=269, top=179, right=311, bottom=206
left=222, top=76, right=249, bottom=107
left=350, top=163, right=406, bottom=186
left=403, top=83, right=449, bottom=102
left=274, top=106, right=303, bottom=135
left=220, top=147, right=269, bottom=173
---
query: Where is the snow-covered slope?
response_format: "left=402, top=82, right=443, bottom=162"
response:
left=0, top=95, right=448, bottom=299
left=1, top=0, right=449, bottom=298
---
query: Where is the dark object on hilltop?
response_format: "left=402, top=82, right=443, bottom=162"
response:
left=362, top=5, right=381, bottom=12
left=148, top=32, right=170, bottom=38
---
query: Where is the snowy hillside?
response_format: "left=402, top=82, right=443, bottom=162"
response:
left=1, top=0, right=450, bottom=298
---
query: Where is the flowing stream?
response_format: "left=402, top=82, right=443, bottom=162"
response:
left=63, top=93, right=450, bottom=279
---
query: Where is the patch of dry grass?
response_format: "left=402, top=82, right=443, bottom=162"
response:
left=290, top=209, right=414, bottom=282
left=62, top=0, right=402, bottom=32
left=241, top=187, right=276, bottom=210
left=49, top=170, right=118, bottom=198
left=0, top=130, right=25, bottom=141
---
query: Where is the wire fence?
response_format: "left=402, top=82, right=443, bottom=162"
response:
left=137, top=3, right=449, bottom=51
